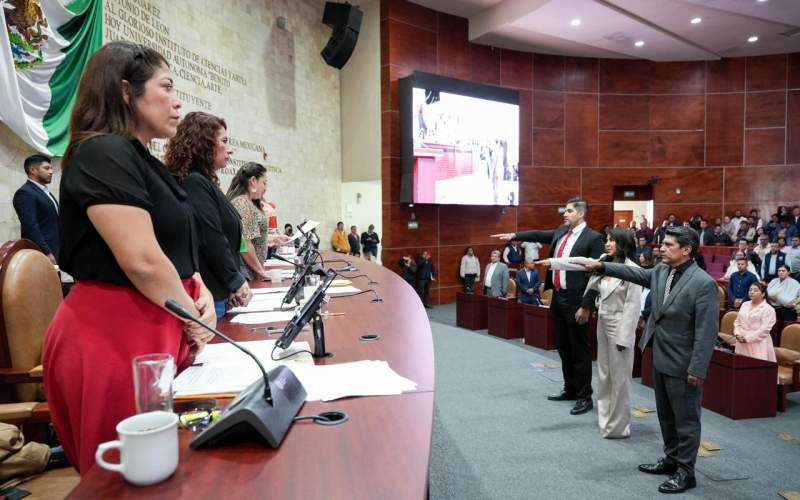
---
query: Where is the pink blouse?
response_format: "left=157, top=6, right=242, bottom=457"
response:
left=732, top=300, right=777, bottom=362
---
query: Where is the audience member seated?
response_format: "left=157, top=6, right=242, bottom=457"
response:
left=709, top=224, right=733, bottom=246
left=727, top=257, right=759, bottom=309
left=516, top=259, right=541, bottom=305
left=722, top=216, right=736, bottom=239
left=502, top=241, right=523, bottom=267
left=635, top=223, right=653, bottom=243
left=635, top=236, right=652, bottom=260
left=736, top=221, right=755, bottom=244
left=723, top=251, right=758, bottom=281
left=783, top=236, right=800, bottom=271
left=639, top=252, right=654, bottom=269
left=767, top=265, right=800, bottom=321
left=698, top=220, right=713, bottom=246
left=723, top=282, right=777, bottom=362
left=750, top=209, right=764, bottom=229
left=761, top=242, right=787, bottom=283
left=754, top=235, right=770, bottom=261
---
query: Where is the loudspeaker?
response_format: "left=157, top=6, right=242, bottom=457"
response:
left=321, top=2, right=363, bottom=69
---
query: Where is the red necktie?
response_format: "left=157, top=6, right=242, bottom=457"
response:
left=553, top=229, right=573, bottom=291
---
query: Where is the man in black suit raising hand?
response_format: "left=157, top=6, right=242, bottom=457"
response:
left=493, top=198, right=605, bottom=415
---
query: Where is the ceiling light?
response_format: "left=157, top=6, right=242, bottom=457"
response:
left=634, top=40, right=645, bottom=47
left=756, top=0, right=768, bottom=3
left=570, top=18, right=581, bottom=27
left=748, top=35, right=759, bottom=42
left=690, top=17, right=702, bottom=24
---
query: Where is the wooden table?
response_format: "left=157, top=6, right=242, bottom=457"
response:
left=702, top=349, right=777, bottom=419
left=456, top=292, right=488, bottom=330
left=487, top=297, right=522, bottom=340
left=641, top=347, right=777, bottom=419
left=522, top=304, right=556, bottom=350
left=68, top=254, right=435, bottom=499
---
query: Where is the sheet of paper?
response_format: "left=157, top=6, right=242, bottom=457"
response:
left=330, top=279, right=352, bottom=286
left=300, top=220, right=319, bottom=233
left=325, top=286, right=363, bottom=295
left=264, top=259, right=295, bottom=268
left=291, top=360, right=418, bottom=402
left=173, top=340, right=313, bottom=396
left=230, top=310, right=297, bottom=324
left=251, top=286, right=291, bottom=295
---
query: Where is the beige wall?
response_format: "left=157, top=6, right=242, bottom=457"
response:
left=1, top=0, right=343, bottom=248
left=339, top=0, right=381, bottom=255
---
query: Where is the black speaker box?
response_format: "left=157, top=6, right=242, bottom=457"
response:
left=321, top=2, right=363, bottom=69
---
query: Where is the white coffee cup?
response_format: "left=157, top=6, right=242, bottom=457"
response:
left=95, top=411, right=179, bottom=486
left=270, top=269, right=283, bottom=283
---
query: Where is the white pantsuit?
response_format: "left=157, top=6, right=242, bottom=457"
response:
left=550, top=257, right=642, bottom=438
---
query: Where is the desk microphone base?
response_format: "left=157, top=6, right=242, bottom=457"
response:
left=190, top=365, right=306, bottom=449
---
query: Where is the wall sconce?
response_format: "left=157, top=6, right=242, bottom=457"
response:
left=675, top=187, right=682, bottom=195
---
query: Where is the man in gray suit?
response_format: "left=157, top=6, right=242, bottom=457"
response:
left=483, top=250, right=509, bottom=298
left=576, top=226, right=719, bottom=494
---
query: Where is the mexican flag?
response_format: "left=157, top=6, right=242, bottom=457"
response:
left=0, top=0, right=102, bottom=156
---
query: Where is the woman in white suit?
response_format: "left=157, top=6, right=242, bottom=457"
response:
left=539, top=229, right=642, bottom=438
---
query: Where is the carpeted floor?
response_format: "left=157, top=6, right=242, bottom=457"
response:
left=426, top=303, right=800, bottom=500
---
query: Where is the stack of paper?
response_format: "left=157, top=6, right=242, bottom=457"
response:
left=325, top=286, right=362, bottom=295
left=173, top=340, right=313, bottom=396
left=264, top=259, right=295, bottom=268
left=292, top=360, right=417, bottom=401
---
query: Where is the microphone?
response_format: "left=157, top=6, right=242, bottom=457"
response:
left=164, top=300, right=306, bottom=449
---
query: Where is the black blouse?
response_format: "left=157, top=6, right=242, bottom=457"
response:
left=182, top=172, right=246, bottom=301
left=59, top=135, right=198, bottom=286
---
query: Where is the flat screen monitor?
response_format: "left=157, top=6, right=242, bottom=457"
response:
left=399, top=72, right=520, bottom=206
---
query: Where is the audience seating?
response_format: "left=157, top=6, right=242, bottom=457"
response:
left=540, top=289, right=552, bottom=306
left=0, top=239, right=62, bottom=427
left=718, top=311, right=738, bottom=345
left=506, top=279, right=517, bottom=300
left=776, top=324, right=800, bottom=412
left=717, top=286, right=727, bottom=312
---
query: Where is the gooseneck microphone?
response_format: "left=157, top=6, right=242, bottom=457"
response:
left=165, top=299, right=272, bottom=402
left=164, top=299, right=307, bottom=449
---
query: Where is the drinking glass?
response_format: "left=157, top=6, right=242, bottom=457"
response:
left=132, top=353, right=175, bottom=414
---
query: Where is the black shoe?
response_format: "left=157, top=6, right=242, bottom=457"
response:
left=570, top=398, right=593, bottom=415
left=638, top=458, right=678, bottom=475
left=547, top=390, right=578, bottom=401
left=424, top=305, right=432, bottom=309
left=658, top=469, right=696, bottom=494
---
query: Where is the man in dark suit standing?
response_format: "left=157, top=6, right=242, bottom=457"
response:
left=415, top=251, right=436, bottom=309
left=12, top=154, right=60, bottom=264
left=493, top=198, right=605, bottom=415
left=576, top=226, right=719, bottom=494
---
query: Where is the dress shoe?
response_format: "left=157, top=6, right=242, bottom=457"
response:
left=658, top=469, right=696, bottom=494
left=570, top=398, right=593, bottom=415
left=638, top=458, right=678, bottom=475
left=547, top=390, right=578, bottom=401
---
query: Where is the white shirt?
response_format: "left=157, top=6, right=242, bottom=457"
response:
left=768, top=277, right=800, bottom=307
left=553, top=222, right=586, bottom=290
left=30, top=179, right=58, bottom=213
left=783, top=246, right=800, bottom=271
left=484, top=262, right=498, bottom=287
left=523, top=241, right=542, bottom=261
left=724, top=260, right=758, bottom=280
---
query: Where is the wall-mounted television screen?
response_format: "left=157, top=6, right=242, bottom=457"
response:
left=399, top=72, right=519, bottom=206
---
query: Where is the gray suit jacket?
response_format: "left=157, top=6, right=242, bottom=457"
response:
left=484, top=262, right=509, bottom=297
left=602, top=261, right=719, bottom=379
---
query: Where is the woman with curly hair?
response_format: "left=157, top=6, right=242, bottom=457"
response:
left=165, top=112, right=252, bottom=317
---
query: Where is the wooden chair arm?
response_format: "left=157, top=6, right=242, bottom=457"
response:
left=0, top=366, right=44, bottom=384
left=794, top=360, right=800, bottom=388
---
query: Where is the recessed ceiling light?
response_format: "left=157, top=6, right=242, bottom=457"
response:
left=748, top=35, right=759, bottom=42
left=570, top=18, right=581, bottom=27
left=634, top=40, right=645, bottom=47
left=690, top=17, right=702, bottom=24
left=756, top=0, right=768, bottom=3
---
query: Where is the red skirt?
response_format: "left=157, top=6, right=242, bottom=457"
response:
left=43, top=279, right=198, bottom=474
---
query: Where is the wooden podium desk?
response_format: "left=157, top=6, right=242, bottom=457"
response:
left=640, top=347, right=777, bottom=419
left=69, top=254, right=435, bottom=499
left=522, top=304, right=556, bottom=350
left=487, top=297, right=522, bottom=340
left=456, top=292, right=488, bottom=330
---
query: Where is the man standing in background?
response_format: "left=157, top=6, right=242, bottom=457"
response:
left=331, top=221, right=350, bottom=254
left=361, top=224, right=380, bottom=261
left=347, top=225, right=361, bottom=257
left=416, top=251, right=436, bottom=308
left=13, top=154, right=60, bottom=264
left=483, top=250, right=509, bottom=298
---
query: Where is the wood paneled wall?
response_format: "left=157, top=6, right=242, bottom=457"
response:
left=380, top=0, right=800, bottom=304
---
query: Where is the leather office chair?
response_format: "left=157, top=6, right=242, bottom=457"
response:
left=541, top=289, right=553, bottom=306
left=506, top=279, right=517, bottom=300
left=0, top=239, right=62, bottom=424
left=717, top=286, right=726, bottom=312
left=775, top=324, right=800, bottom=412
left=718, top=310, right=738, bottom=346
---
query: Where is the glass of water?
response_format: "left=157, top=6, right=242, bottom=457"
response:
left=132, top=353, right=175, bottom=413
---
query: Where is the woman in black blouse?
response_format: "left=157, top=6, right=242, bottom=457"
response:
left=165, top=112, right=252, bottom=317
left=43, top=42, right=215, bottom=474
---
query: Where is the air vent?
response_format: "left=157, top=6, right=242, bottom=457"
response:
left=779, top=28, right=800, bottom=38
